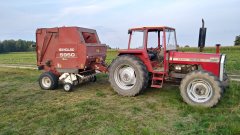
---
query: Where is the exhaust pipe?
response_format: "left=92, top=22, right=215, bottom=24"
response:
left=198, top=19, right=207, bottom=52
left=216, top=44, right=221, bottom=54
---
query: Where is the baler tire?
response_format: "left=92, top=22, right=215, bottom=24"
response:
left=180, top=70, right=223, bottom=108
left=39, top=72, right=58, bottom=90
left=63, top=83, right=73, bottom=92
left=91, top=75, right=97, bottom=82
left=108, top=55, right=149, bottom=96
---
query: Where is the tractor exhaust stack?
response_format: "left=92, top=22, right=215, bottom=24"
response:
left=198, top=19, right=207, bottom=52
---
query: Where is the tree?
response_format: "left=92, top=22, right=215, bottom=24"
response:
left=185, top=45, right=190, bottom=47
left=106, top=45, right=111, bottom=49
left=234, top=35, right=240, bottom=46
left=0, top=39, right=35, bottom=53
left=0, top=41, right=3, bottom=53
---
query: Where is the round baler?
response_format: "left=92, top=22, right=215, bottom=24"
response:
left=36, top=27, right=107, bottom=92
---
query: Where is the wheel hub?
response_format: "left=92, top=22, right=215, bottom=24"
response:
left=119, top=67, right=135, bottom=85
left=187, top=79, right=213, bottom=103
left=64, top=85, right=70, bottom=91
left=114, top=65, right=136, bottom=90
left=42, top=77, right=51, bottom=88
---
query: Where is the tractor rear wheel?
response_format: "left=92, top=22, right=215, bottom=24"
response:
left=180, top=70, right=223, bottom=107
left=39, top=72, right=58, bottom=90
left=109, top=55, right=149, bottom=96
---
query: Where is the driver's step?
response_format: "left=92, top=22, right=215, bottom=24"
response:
left=151, top=79, right=163, bottom=88
left=151, top=84, right=162, bottom=88
left=151, top=72, right=165, bottom=88
left=152, top=77, right=163, bottom=80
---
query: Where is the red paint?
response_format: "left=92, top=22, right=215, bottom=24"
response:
left=169, top=51, right=221, bottom=77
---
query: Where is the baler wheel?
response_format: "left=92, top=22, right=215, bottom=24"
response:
left=39, top=72, right=58, bottom=90
left=91, top=75, right=97, bottom=82
left=180, top=70, right=223, bottom=107
left=109, top=55, right=149, bottom=96
left=63, top=83, right=73, bottom=92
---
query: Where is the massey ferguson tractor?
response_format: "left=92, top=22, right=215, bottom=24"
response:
left=36, top=24, right=228, bottom=107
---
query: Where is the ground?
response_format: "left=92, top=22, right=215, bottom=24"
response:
left=0, top=47, right=239, bottom=135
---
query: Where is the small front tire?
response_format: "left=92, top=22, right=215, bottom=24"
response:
left=63, top=83, right=73, bottom=92
left=90, top=75, right=97, bottom=82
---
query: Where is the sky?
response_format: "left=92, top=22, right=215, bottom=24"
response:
left=0, top=0, right=239, bottom=48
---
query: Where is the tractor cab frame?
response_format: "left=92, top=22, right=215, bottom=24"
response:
left=126, top=26, right=177, bottom=74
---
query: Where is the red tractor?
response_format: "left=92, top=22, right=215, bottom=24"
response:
left=108, top=26, right=228, bottom=107
left=36, top=25, right=228, bottom=107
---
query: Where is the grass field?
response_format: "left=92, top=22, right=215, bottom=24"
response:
left=0, top=47, right=240, bottom=135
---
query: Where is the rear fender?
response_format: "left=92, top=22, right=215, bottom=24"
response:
left=118, top=51, right=153, bottom=72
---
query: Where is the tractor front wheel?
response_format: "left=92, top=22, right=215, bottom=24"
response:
left=109, top=55, right=149, bottom=96
left=180, top=70, right=223, bottom=107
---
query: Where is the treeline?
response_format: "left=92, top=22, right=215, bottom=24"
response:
left=0, top=39, right=35, bottom=53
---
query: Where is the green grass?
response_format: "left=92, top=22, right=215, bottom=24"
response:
left=0, top=52, right=36, bottom=65
left=0, top=47, right=240, bottom=134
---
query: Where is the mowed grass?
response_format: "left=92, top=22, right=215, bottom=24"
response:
left=0, top=52, right=36, bottom=65
left=0, top=47, right=240, bottom=134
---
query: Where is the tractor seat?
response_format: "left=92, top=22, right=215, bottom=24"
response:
left=148, top=53, right=156, bottom=60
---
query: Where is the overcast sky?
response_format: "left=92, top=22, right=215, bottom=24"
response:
left=0, top=0, right=239, bottom=48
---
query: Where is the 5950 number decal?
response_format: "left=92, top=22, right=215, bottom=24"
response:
left=59, top=53, right=76, bottom=58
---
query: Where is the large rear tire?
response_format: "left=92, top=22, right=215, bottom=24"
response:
left=39, top=72, right=58, bottom=90
left=180, top=70, right=223, bottom=107
left=109, top=55, right=149, bottom=96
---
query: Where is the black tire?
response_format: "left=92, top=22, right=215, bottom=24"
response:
left=222, top=73, right=229, bottom=90
left=91, top=75, right=97, bottom=82
left=63, top=83, right=73, bottom=92
left=39, top=72, right=58, bottom=90
left=180, top=70, right=223, bottom=107
left=108, top=55, right=149, bottom=96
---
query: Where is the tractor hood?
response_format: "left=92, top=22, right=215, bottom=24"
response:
left=169, top=51, right=225, bottom=79
left=169, top=51, right=221, bottom=63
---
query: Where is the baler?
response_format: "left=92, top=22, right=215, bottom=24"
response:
left=36, top=25, right=228, bottom=107
left=36, top=27, right=107, bottom=91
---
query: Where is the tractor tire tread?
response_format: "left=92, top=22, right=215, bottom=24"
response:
left=109, top=55, right=149, bottom=96
left=180, top=70, right=223, bottom=107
